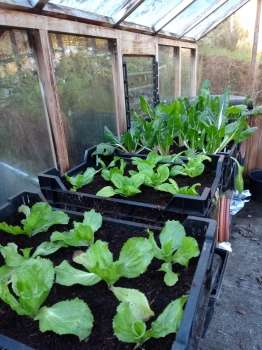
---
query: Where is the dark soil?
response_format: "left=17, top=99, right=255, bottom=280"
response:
left=0, top=212, right=205, bottom=350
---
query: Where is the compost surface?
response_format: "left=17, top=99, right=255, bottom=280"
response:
left=0, top=215, right=204, bottom=350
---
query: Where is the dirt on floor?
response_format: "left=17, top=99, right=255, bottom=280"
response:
left=199, top=200, right=262, bottom=350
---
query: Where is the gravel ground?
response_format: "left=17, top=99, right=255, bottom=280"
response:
left=199, top=200, right=262, bottom=350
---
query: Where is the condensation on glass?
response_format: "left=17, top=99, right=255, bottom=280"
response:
left=164, top=0, right=218, bottom=37
left=159, top=45, right=176, bottom=102
left=0, top=29, right=54, bottom=205
left=123, top=55, right=154, bottom=114
left=49, top=33, right=117, bottom=166
left=125, top=0, right=180, bottom=28
left=181, top=48, right=192, bottom=97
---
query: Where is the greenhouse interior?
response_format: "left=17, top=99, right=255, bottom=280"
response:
left=0, top=0, right=262, bottom=349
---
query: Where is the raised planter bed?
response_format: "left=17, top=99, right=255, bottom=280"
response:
left=39, top=153, right=224, bottom=220
left=88, top=141, right=240, bottom=193
left=0, top=192, right=221, bottom=350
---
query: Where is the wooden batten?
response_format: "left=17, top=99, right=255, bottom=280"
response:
left=31, top=29, right=69, bottom=173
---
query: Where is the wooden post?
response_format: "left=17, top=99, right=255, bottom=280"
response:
left=174, top=46, right=181, bottom=97
left=30, top=29, right=69, bottom=172
left=111, top=38, right=127, bottom=134
left=250, top=0, right=262, bottom=100
left=190, top=48, right=197, bottom=96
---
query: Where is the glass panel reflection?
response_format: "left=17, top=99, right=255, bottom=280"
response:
left=0, top=29, right=54, bottom=204
left=159, top=45, right=176, bottom=102
left=181, top=48, right=192, bottom=96
left=50, top=33, right=117, bottom=166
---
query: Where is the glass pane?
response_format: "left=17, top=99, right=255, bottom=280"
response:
left=126, top=0, right=180, bottom=27
left=181, top=48, right=192, bottom=96
left=48, top=0, right=127, bottom=17
left=187, top=0, right=246, bottom=39
left=0, top=29, right=54, bottom=205
left=164, top=0, right=218, bottom=36
left=50, top=33, right=117, bottom=166
left=159, top=45, right=175, bottom=102
left=124, top=56, right=154, bottom=114
left=197, top=1, right=256, bottom=98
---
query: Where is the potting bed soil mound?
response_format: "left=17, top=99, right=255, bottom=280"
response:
left=0, top=212, right=204, bottom=350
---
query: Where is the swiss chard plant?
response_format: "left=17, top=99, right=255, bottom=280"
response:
left=65, top=167, right=98, bottom=191
left=148, top=220, right=200, bottom=286
left=55, top=236, right=153, bottom=287
left=96, top=173, right=145, bottom=198
left=112, top=286, right=187, bottom=347
left=156, top=179, right=200, bottom=197
left=0, top=246, right=94, bottom=340
left=0, top=202, right=69, bottom=237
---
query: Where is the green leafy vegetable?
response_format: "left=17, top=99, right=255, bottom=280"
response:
left=35, top=298, right=94, bottom=341
left=232, top=157, right=245, bottom=193
left=99, top=156, right=126, bottom=182
left=0, top=257, right=54, bottom=316
left=32, top=241, right=66, bottom=258
left=51, top=209, right=102, bottom=247
left=148, top=221, right=199, bottom=286
left=64, top=236, right=153, bottom=287
left=55, top=260, right=101, bottom=286
left=65, top=167, right=97, bottom=191
left=0, top=243, right=30, bottom=267
left=0, top=203, right=69, bottom=237
left=97, top=173, right=145, bottom=198
left=171, top=154, right=211, bottom=178
left=156, top=179, right=200, bottom=196
left=113, top=294, right=187, bottom=346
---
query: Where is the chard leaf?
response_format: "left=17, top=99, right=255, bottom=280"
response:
left=93, top=143, right=115, bottom=156
left=66, top=167, right=97, bottom=191
left=233, top=158, right=244, bottom=193
left=118, top=237, right=153, bottom=278
left=113, top=302, right=147, bottom=344
left=173, top=236, right=200, bottom=267
left=19, top=203, right=69, bottom=236
left=96, top=186, right=116, bottom=197
left=73, top=240, right=121, bottom=286
left=0, top=243, right=28, bottom=267
left=55, top=260, right=101, bottom=286
left=32, top=241, right=66, bottom=258
left=9, top=258, right=54, bottom=317
left=159, top=263, right=179, bottom=287
left=150, top=296, right=188, bottom=338
left=36, top=298, right=94, bottom=341
left=0, top=222, right=24, bottom=235
left=111, top=287, right=154, bottom=320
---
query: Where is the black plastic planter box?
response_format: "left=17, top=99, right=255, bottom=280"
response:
left=0, top=192, right=222, bottom=350
left=39, top=153, right=224, bottom=220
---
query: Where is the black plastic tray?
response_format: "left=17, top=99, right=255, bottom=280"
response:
left=39, top=153, right=224, bottom=219
left=0, top=192, right=217, bottom=350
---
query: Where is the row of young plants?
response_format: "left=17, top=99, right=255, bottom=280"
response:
left=65, top=150, right=217, bottom=196
left=0, top=201, right=200, bottom=348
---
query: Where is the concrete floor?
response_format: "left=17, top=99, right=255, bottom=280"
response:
left=199, top=200, right=262, bottom=350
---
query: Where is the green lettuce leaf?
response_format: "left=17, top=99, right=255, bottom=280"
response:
left=111, top=287, right=154, bottom=321
left=65, top=167, right=97, bottom=191
left=150, top=296, right=188, bottom=338
left=118, top=237, right=153, bottom=278
left=36, top=298, right=94, bottom=340
left=32, top=241, right=66, bottom=258
left=0, top=243, right=29, bottom=267
left=19, top=203, right=69, bottom=236
left=0, top=222, right=24, bottom=235
left=156, top=179, right=200, bottom=196
left=159, top=263, right=179, bottom=287
left=55, top=260, right=101, bottom=286
left=173, top=237, right=200, bottom=267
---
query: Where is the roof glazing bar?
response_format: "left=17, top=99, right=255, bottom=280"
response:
left=34, top=0, right=49, bottom=11
left=178, top=0, right=229, bottom=39
left=113, top=0, right=145, bottom=26
left=153, top=0, right=196, bottom=33
left=196, top=0, right=250, bottom=40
